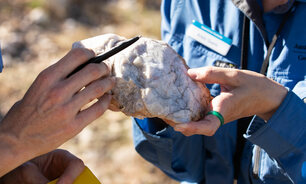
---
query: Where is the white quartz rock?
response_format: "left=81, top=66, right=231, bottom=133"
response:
left=73, top=34, right=211, bottom=123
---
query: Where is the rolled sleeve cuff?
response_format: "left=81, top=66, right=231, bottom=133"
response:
left=244, top=91, right=306, bottom=158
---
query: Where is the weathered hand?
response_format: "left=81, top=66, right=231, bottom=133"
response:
left=174, top=66, right=287, bottom=136
left=0, top=149, right=84, bottom=184
left=72, top=34, right=125, bottom=113
left=0, top=48, right=115, bottom=176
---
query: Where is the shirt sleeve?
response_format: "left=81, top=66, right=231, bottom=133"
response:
left=244, top=89, right=306, bottom=183
left=132, top=117, right=205, bottom=183
left=0, top=43, right=3, bottom=73
left=160, top=0, right=172, bottom=42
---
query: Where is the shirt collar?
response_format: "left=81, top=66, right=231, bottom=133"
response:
left=231, top=0, right=269, bottom=44
left=272, top=0, right=295, bottom=14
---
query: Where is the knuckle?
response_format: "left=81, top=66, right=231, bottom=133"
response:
left=37, top=69, right=52, bottom=85
left=203, top=66, right=214, bottom=78
left=70, top=48, right=95, bottom=61
left=70, top=48, right=84, bottom=58
left=58, top=105, right=73, bottom=120
left=95, top=107, right=106, bottom=118
left=47, top=87, right=64, bottom=102
left=105, top=77, right=116, bottom=88
left=19, top=163, right=34, bottom=177
left=99, top=62, right=110, bottom=76
left=72, top=158, right=85, bottom=167
left=230, top=70, right=242, bottom=84
left=100, top=78, right=114, bottom=89
left=87, top=64, right=103, bottom=78
left=96, top=101, right=109, bottom=116
left=231, top=70, right=240, bottom=78
left=93, top=84, right=106, bottom=96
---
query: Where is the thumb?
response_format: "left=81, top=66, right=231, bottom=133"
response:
left=209, top=91, right=242, bottom=124
left=19, top=162, right=50, bottom=184
left=188, top=66, right=239, bottom=86
left=56, top=157, right=85, bottom=184
left=174, top=115, right=221, bottom=136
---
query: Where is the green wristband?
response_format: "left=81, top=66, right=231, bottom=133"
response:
left=206, top=111, right=224, bottom=126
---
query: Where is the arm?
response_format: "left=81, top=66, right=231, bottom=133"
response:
left=0, top=48, right=115, bottom=176
left=173, top=66, right=288, bottom=135
left=244, top=81, right=306, bottom=183
left=174, top=66, right=306, bottom=183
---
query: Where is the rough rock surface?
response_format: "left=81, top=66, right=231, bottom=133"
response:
left=73, top=34, right=211, bottom=123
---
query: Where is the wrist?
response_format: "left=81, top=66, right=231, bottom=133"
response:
left=257, top=79, right=288, bottom=120
left=0, top=127, right=33, bottom=176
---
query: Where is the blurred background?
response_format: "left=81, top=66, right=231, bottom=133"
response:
left=0, top=0, right=178, bottom=183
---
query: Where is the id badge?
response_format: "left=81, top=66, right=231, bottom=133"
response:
left=186, top=20, right=232, bottom=56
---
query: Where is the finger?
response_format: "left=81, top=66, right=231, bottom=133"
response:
left=108, top=103, right=121, bottom=112
left=209, top=88, right=252, bottom=124
left=174, top=91, right=245, bottom=136
left=56, top=152, right=85, bottom=184
left=209, top=93, right=237, bottom=123
left=57, top=165, right=85, bottom=184
left=75, top=94, right=112, bottom=129
left=72, top=34, right=126, bottom=53
left=173, top=115, right=220, bottom=136
left=187, top=66, right=241, bottom=86
left=63, top=62, right=111, bottom=95
left=15, top=162, right=49, bottom=184
left=162, top=119, right=177, bottom=127
left=69, top=77, right=115, bottom=111
left=21, top=163, right=50, bottom=184
left=51, top=48, right=95, bottom=79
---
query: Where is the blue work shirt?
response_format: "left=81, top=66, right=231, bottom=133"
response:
left=132, top=0, right=306, bottom=184
left=0, top=43, right=3, bottom=73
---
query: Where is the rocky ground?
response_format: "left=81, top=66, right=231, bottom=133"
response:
left=0, top=0, right=178, bottom=183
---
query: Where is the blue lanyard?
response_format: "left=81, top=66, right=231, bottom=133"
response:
left=0, top=43, right=3, bottom=73
left=234, top=7, right=294, bottom=179
left=240, top=8, right=294, bottom=73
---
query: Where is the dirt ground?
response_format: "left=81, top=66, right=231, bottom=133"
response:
left=0, top=0, right=178, bottom=183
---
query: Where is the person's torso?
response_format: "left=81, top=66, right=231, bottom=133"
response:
left=161, top=0, right=306, bottom=183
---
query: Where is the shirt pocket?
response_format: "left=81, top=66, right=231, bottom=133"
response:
left=251, top=150, right=293, bottom=184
